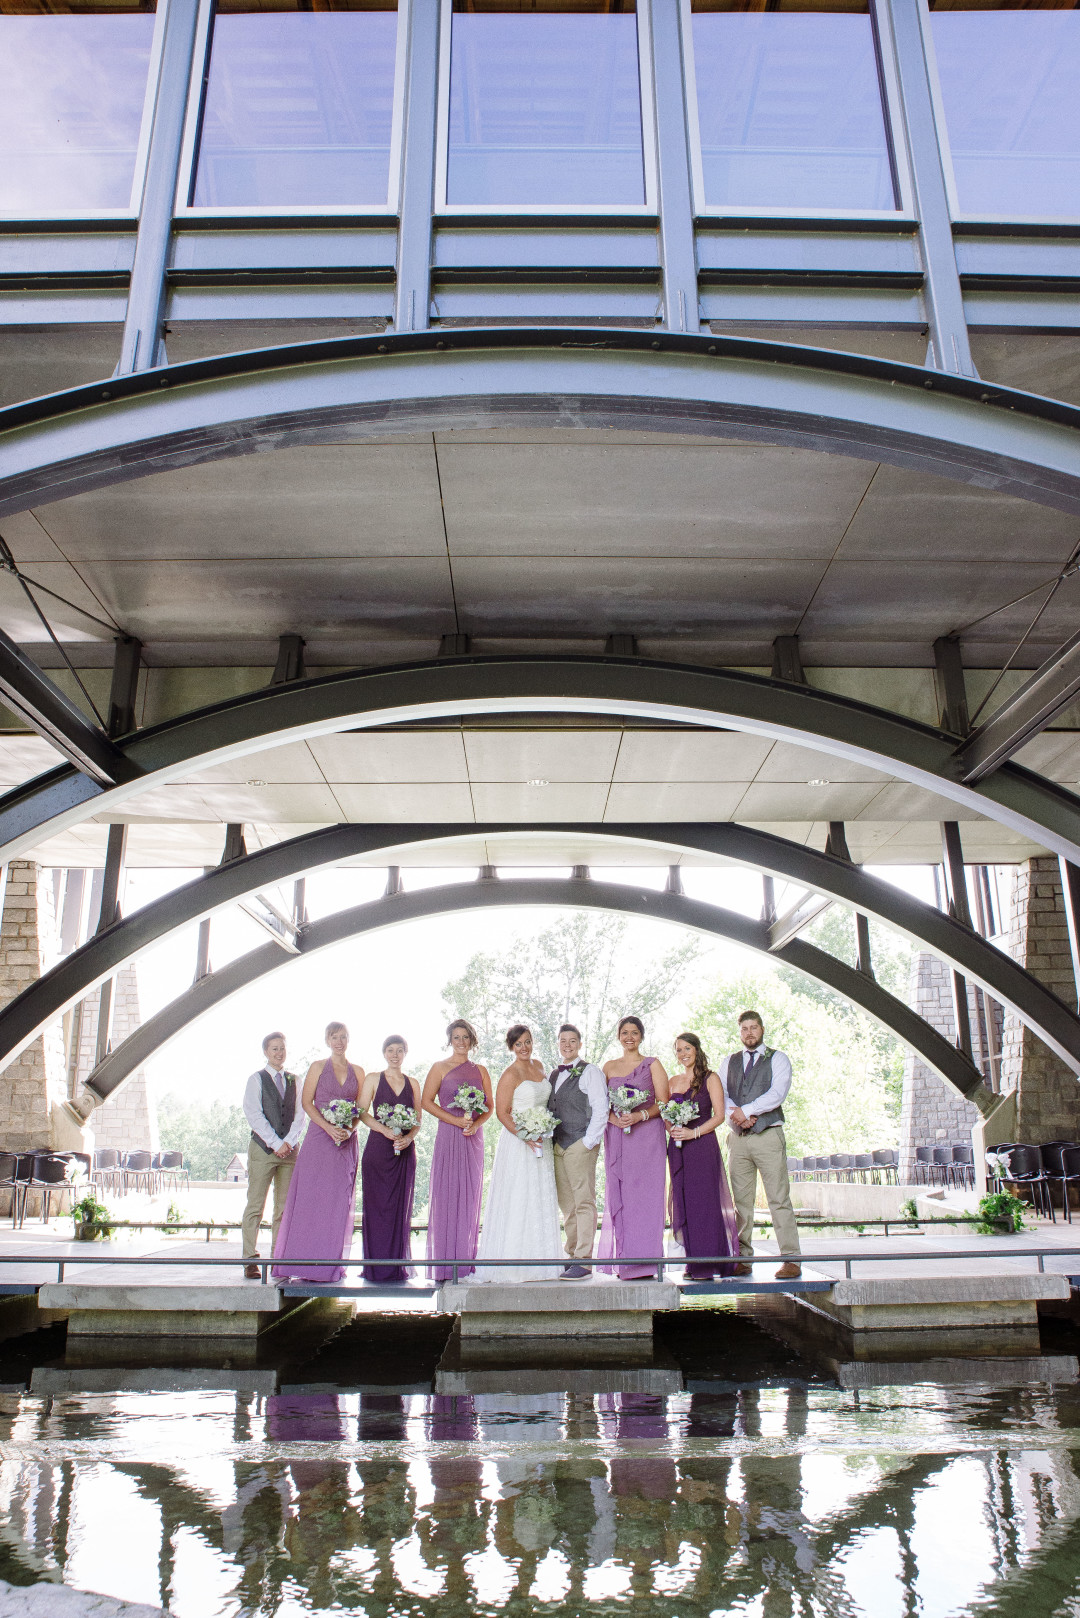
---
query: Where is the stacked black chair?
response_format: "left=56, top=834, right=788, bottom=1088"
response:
left=852, top=1153, right=874, bottom=1183
left=912, top=1146, right=935, bottom=1184
left=998, top=1144, right=1052, bottom=1220
left=1059, top=1146, right=1080, bottom=1224
left=11, top=1155, right=36, bottom=1229
left=873, top=1149, right=899, bottom=1185
left=159, top=1150, right=189, bottom=1193
left=0, top=1151, right=23, bottom=1227
left=931, top=1146, right=952, bottom=1186
left=28, top=1154, right=75, bottom=1223
left=122, top=1150, right=154, bottom=1196
left=92, top=1149, right=122, bottom=1194
left=1039, top=1143, right=1078, bottom=1219
left=950, top=1145, right=975, bottom=1190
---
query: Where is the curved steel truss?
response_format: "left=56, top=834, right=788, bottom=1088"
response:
left=6, top=820, right=1078, bottom=1082
left=79, top=875, right=992, bottom=1116
left=2, top=330, right=1080, bottom=518
left=4, top=654, right=1080, bottom=867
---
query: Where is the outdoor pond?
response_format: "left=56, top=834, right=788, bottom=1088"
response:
left=0, top=1305, right=1078, bottom=1617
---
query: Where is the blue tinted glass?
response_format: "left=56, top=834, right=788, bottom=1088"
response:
left=691, top=12, right=896, bottom=211
left=447, top=14, right=645, bottom=207
left=194, top=12, right=398, bottom=209
left=0, top=16, right=154, bottom=214
left=932, top=12, right=1080, bottom=220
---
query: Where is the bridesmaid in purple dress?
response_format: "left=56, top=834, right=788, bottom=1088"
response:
left=598, top=1015, right=669, bottom=1281
left=272, top=1022, right=363, bottom=1284
left=421, top=1018, right=494, bottom=1280
left=665, top=1032, right=739, bottom=1279
left=358, top=1035, right=421, bottom=1283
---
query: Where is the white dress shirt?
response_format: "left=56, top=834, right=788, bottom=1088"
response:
left=243, top=1064, right=306, bottom=1153
left=720, top=1046, right=793, bottom=1127
left=551, top=1060, right=609, bottom=1151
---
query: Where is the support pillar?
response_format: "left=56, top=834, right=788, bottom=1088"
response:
left=999, top=857, right=1079, bottom=1141
left=0, top=862, right=69, bottom=1152
left=898, top=952, right=980, bottom=1182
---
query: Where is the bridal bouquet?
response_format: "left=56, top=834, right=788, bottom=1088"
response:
left=609, top=1085, right=648, bottom=1134
left=377, top=1102, right=419, bottom=1153
left=513, top=1105, right=559, bottom=1157
left=453, top=1082, right=487, bottom=1118
left=659, top=1099, right=698, bottom=1147
left=321, top=1098, right=359, bottom=1138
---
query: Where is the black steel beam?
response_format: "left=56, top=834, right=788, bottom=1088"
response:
left=2, top=820, right=1078, bottom=1081
left=0, top=628, right=134, bottom=786
left=957, top=626, right=1080, bottom=782
left=3, top=656, right=1080, bottom=869
left=82, top=877, right=991, bottom=1111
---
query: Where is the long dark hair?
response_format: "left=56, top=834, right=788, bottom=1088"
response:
left=618, top=1014, right=645, bottom=1041
left=675, top=1031, right=711, bottom=1096
left=506, top=1023, right=531, bottom=1051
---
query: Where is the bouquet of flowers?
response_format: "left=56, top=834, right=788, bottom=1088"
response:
left=453, top=1082, right=487, bottom=1118
left=659, top=1099, right=698, bottom=1147
left=377, top=1102, right=419, bottom=1153
left=609, top=1085, right=648, bottom=1134
left=513, top=1105, right=559, bottom=1157
left=321, top=1098, right=359, bottom=1140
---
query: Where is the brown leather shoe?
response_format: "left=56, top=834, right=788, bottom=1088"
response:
left=243, top=1263, right=262, bottom=1280
left=733, top=1262, right=754, bottom=1277
left=775, top=1261, right=802, bottom=1280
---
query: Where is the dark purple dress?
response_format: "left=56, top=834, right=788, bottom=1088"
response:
left=427, top=1060, right=486, bottom=1281
left=361, top=1072, right=416, bottom=1283
left=272, top=1059, right=359, bottom=1283
left=666, top=1082, right=739, bottom=1279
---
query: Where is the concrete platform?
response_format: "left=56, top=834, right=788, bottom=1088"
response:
left=436, top=1278, right=680, bottom=1338
left=795, top=1270, right=1070, bottom=1331
left=37, top=1282, right=287, bottom=1338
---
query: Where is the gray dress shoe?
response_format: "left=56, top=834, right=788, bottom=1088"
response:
left=562, top=1263, right=590, bottom=1279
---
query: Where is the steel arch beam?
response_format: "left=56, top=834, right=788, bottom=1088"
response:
left=2, top=329, right=1080, bottom=518
left=80, top=876, right=992, bottom=1113
left=5, top=654, right=1080, bottom=866
left=4, top=819, right=1079, bottom=1079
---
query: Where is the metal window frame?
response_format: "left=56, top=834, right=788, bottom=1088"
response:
left=919, top=0, right=1080, bottom=231
left=681, top=0, right=914, bottom=225
left=0, top=0, right=169, bottom=228
left=173, top=0, right=409, bottom=221
left=433, top=0, right=659, bottom=218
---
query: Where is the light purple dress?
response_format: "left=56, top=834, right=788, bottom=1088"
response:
left=427, top=1060, right=486, bottom=1281
left=272, top=1059, right=359, bottom=1284
left=598, top=1056, right=667, bottom=1280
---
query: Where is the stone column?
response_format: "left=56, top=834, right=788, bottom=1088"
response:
left=898, top=951, right=980, bottom=1181
left=999, top=856, right=1078, bottom=1141
left=79, top=966, right=159, bottom=1153
left=0, top=861, right=67, bottom=1152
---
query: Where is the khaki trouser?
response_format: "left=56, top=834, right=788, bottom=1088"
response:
left=241, top=1140, right=295, bottom=1259
left=553, top=1138, right=600, bottom=1261
left=727, top=1125, right=801, bottom=1258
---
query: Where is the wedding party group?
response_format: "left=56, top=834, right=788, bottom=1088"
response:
left=240, top=1010, right=804, bottom=1288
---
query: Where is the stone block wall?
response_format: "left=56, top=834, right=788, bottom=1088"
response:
left=85, top=967, right=158, bottom=1153
left=999, top=856, right=1079, bottom=1141
left=898, top=951, right=980, bottom=1180
left=0, top=862, right=67, bottom=1152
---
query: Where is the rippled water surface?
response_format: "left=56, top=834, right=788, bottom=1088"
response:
left=2, top=1308, right=1080, bottom=1616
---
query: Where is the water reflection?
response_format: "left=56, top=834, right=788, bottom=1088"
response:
left=2, top=1377, right=1080, bottom=1614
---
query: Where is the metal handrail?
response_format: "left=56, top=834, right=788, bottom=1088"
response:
left=1, top=1246, right=1078, bottom=1286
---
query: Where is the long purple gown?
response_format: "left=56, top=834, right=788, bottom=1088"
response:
left=361, top=1072, right=416, bottom=1283
left=272, top=1059, right=359, bottom=1283
left=426, top=1060, right=486, bottom=1281
left=666, top=1083, right=739, bottom=1279
left=598, top=1056, right=667, bottom=1281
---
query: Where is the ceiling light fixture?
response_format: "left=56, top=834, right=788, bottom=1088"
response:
left=528, top=778, right=549, bottom=787
left=246, top=779, right=268, bottom=787
left=808, top=779, right=831, bottom=786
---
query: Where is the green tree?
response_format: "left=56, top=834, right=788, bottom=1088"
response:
left=688, top=967, right=897, bottom=1156
left=440, top=910, right=703, bottom=1073
left=158, top=1095, right=251, bottom=1181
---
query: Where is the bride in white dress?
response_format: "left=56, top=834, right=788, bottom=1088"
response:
left=474, top=1024, right=564, bottom=1284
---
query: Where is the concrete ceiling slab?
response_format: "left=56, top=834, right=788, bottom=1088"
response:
left=737, top=782, right=882, bottom=820
left=470, top=782, right=610, bottom=821
left=752, top=741, right=892, bottom=785
left=1014, top=732, right=1080, bottom=781
left=0, top=565, right=113, bottom=644
left=604, top=782, right=750, bottom=820
left=0, top=325, right=123, bottom=411
left=437, top=443, right=875, bottom=560
left=463, top=729, right=620, bottom=783
left=969, top=334, right=1080, bottom=410
left=332, top=783, right=475, bottom=820
left=611, top=730, right=772, bottom=782
left=181, top=741, right=327, bottom=786
left=307, top=732, right=470, bottom=784
left=194, top=784, right=345, bottom=823
left=0, top=734, right=65, bottom=788
left=857, top=782, right=986, bottom=822
left=797, top=561, right=1062, bottom=643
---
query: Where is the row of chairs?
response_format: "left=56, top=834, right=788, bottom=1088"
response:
left=910, top=1145, right=977, bottom=1190
left=91, top=1149, right=189, bottom=1197
left=0, top=1150, right=90, bottom=1227
left=789, top=1150, right=900, bottom=1185
left=990, top=1142, right=1080, bottom=1224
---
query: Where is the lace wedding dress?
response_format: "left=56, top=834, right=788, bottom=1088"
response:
left=474, top=1076, right=564, bottom=1284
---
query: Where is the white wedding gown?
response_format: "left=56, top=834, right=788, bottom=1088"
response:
left=474, top=1076, right=564, bottom=1284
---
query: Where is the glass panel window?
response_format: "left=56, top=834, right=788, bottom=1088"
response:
left=446, top=0, right=646, bottom=209
left=930, top=3, right=1080, bottom=220
left=690, top=0, right=897, bottom=213
left=0, top=1, right=156, bottom=216
left=192, top=0, right=398, bottom=210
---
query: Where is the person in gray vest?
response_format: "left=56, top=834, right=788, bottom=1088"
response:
left=723, top=1009, right=802, bottom=1280
left=549, top=1022, right=609, bottom=1278
left=240, top=1031, right=305, bottom=1279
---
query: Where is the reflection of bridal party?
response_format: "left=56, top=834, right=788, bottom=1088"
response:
left=244, top=1007, right=803, bottom=1287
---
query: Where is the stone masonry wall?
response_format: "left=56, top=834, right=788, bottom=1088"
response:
left=898, top=951, right=980, bottom=1181
left=0, top=862, right=66, bottom=1152
left=86, top=966, right=158, bottom=1153
left=1000, top=857, right=1079, bottom=1141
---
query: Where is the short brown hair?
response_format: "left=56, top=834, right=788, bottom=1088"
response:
left=738, top=1010, right=763, bottom=1027
left=558, top=1023, right=581, bottom=1039
left=261, top=1030, right=285, bottom=1054
left=324, top=1020, right=348, bottom=1044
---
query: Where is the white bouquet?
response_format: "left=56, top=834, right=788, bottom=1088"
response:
left=513, top=1104, right=559, bottom=1157
left=321, top=1098, right=359, bottom=1140
left=659, top=1099, right=698, bottom=1147
left=377, top=1102, right=419, bottom=1154
left=608, top=1084, right=648, bottom=1134
left=453, top=1083, right=487, bottom=1118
